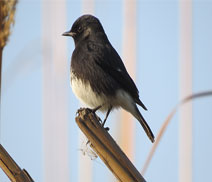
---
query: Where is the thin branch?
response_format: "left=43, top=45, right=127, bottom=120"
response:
left=141, top=90, right=212, bottom=175
left=76, top=108, right=146, bottom=182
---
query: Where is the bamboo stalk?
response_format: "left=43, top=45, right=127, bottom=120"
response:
left=76, top=108, right=146, bottom=182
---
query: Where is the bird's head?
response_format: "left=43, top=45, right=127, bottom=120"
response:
left=62, top=14, right=105, bottom=45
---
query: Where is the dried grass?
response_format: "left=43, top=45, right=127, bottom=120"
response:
left=0, top=0, right=18, bottom=49
left=141, top=90, right=212, bottom=175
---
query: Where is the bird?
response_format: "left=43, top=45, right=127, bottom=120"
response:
left=62, top=14, right=155, bottom=143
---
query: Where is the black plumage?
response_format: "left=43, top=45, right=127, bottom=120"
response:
left=63, top=14, right=154, bottom=142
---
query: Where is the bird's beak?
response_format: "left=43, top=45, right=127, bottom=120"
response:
left=62, top=31, right=76, bottom=37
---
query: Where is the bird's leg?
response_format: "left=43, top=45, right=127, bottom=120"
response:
left=91, top=105, right=102, bottom=113
left=102, top=106, right=112, bottom=127
left=89, top=105, right=102, bottom=123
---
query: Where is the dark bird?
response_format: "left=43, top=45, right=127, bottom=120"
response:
left=62, top=15, right=155, bottom=143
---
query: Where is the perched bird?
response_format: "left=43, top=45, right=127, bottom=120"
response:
left=63, top=15, right=155, bottom=142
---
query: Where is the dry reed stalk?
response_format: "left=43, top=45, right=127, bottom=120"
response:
left=141, top=90, right=212, bottom=175
left=0, top=1, right=34, bottom=181
left=76, top=108, right=146, bottom=182
left=0, top=0, right=17, bottom=101
left=0, top=144, right=34, bottom=182
left=0, top=0, right=18, bottom=49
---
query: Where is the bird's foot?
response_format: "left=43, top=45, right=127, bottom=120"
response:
left=76, top=107, right=83, bottom=115
left=85, top=105, right=102, bottom=114
left=78, top=106, right=109, bottom=131
left=76, top=106, right=101, bottom=115
left=104, top=126, right=110, bottom=131
left=83, top=106, right=103, bottom=123
left=101, top=119, right=110, bottom=131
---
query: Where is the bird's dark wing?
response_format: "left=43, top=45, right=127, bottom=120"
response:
left=87, top=40, right=147, bottom=110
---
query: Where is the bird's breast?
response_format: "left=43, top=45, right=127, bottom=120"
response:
left=70, top=71, right=110, bottom=111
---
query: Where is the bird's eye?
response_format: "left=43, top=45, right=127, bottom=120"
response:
left=78, top=26, right=82, bottom=33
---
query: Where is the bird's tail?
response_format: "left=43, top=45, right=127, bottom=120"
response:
left=134, top=106, right=155, bottom=143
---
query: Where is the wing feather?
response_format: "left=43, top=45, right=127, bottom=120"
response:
left=87, top=41, right=147, bottom=110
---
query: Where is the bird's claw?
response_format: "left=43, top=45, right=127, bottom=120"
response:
left=76, top=107, right=85, bottom=115
left=104, top=127, right=110, bottom=131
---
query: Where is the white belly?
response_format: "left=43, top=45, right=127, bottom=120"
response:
left=71, top=72, right=109, bottom=110
left=70, top=72, right=136, bottom=115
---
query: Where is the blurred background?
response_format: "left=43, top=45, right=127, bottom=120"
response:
left=0, top=0, right=212, bottom=182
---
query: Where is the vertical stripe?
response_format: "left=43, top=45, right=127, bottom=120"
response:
left=42, top=1, right=69, bottom=182
left=179, top=0, right=193, bottom=182
left=120, top=0, right=137, bottom=162
left=82, top=0, right=95, bottom=14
